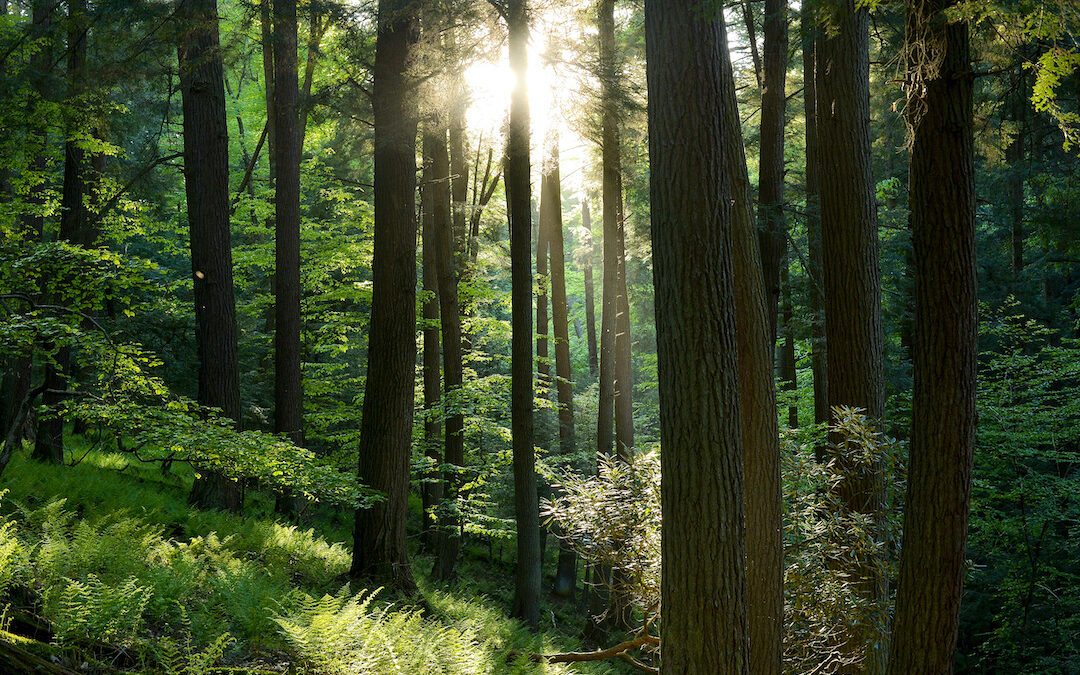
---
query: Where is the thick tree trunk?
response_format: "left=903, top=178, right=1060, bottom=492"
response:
left=350, top=0, right=418, bottom=595
left=420, top=134, right=443, bottom=554
left=429, top=118, right=465, bottom=582
left=273, top=0, right=303, bottom=449
left=505, top=0, right=541, bottom=630
left=816, top=1, right=887, bottom=670
left=645, top=2, right=749, bottom=672
left=757, top=0, right=788, bottom=347
left=801, top=0, right=828, bottom=458
left=177, top=0, right=243, bottom=513
left=581, top=198, right=598, bottom=377
left=887, top=2, right=976, bottom=671
left=719, top=21, right=784, bottom=675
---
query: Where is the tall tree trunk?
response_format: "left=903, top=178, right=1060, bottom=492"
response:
left=536, top=174, right=550, bottom=392
left=596, top=0, right=617, bottom=464
left=420, top=148, right=442, bottom=554
left=581, top=197, right=598, bottom=377
left=298, top=9, right=325, bottom=151
left=34, top=0, right=89, bottom=466
left=887, top=1, right=976, bottom=671
left=781, top=256, right=798, bottom=428
left=816, top=1, right=887, bottom=670
left=757, top=0, right=788, bottom=347
left=645, top=1, right=749, bottom=670
left=801, top=0, right=828, bottom=459
left=177, top=0, right=243, bottom=513
left=544, top=138, right=578, bottom=599
left=273, top=0, right=302, bottom=447
left=1007, top=65, right=1026, bottom=276
left=350, top=0, right=418, bottom=595
left=720, top=19, right=784, bottom=674
left=429, top=118, right=465, bottom=582
left=505, top=0, right=540, bottom=630
left=260, top=0, right=277, bottom=185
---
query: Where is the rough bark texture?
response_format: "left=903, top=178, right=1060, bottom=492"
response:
left=720, top=22, right=784, bottom=675
left=644, top=2, right=749, bottom=672
left=505, top=0, right=541, bottom=630
left=420, top=135, right=443, bottom=554
left=801, top=0, right=829, bottom=458
left=581, top=198, right=598, bottom=377
left=178, top=0, right=243, bottom=513
left=273, top=0, right=303, bottom=450
left=887, top=2, right=976, bottom=671
left=430, top=119, right=465, bottom=582
left=350, top=0, right=418, bottom=595
left=816, top=1, right=887, bottom=670
left=757, top=0, right=788, bottom=347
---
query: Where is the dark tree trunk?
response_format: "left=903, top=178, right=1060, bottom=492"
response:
left=429, top=118, right=465, bottom=582
left=816, top=1, right=887, bottom=670
left=596, top=0, right=617, bottom=463
left=505, top=0, right=540, bottom=630
left=781, top=255, right=798, bottom=428
left=719, top=20, right=784, bottom=674
left=260, top=0, right=277, bottom=184
left=298, top=9, right=325, bottom=151
left=273, top=0, right=303, bottom=449
left=801, top=0, right=828, bottom=459
left=1007, top=66, right=1026, bottom=276
left=536, top=168, right=550, bottom=392
left=581, top=198, right=598, bottom=377
left=646, top=1, right=749, bottom=669
left=420, top=132, right=443, bottom=555
left=757, top=0, right=788, bottom=347
left=449, top=53, right=469, bottom=259
left=543, top=139, right=578, bottom=599
left=177, top=0, right=243, bottom=513
left=350, top=0, right=418, bottom=595
left=887, top=1, right=976, bottom=671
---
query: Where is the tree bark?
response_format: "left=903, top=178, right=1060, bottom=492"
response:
left=887, top=1, right=976, bottom=671
left=719, top=19, right=784, bottom=675
left=429, top=117, right=465, bottom=582
left=260, top=0, right=277, bottom=185
left=543, top=138, right=578, bottom=599
left=350, top=0, right=418, bottom=595
left=816, top=1, right=887, bottom=670
left=272, top=0, right=303, bottom=449
left=582, top=197, right=598, bottom=377
left=177, top=0, right=243, bottom=513
left=505, top=0, right=540, bottom=630
left=645, top=1, right=748, bottom=672
left=801, top=0, right=828, bottom=459
left=757, top=0, right=788, bottom=347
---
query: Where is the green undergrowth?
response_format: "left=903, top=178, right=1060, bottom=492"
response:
left=0, top=447, right=619, bottom=674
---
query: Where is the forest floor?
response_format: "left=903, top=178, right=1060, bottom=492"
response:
left=0, top=436, right=631, bottom=674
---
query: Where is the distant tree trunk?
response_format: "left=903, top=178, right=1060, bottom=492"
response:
left=581, top=198, right=598, bottom=377
left=719, top=20, right=784, bottom=674
left=273, top=0, right=302, bottom=447
left=536, top=174, right=550, bottom=392
left=420, top=133, right=443, bottom=554
left=178, top=0, right=243, bottom=513
left=816, top=0, right=887, bottom=670
left=350, top=0, right=419, bottom=595
left=34, top=0, right=89, bottom=465
left=430, top=118, right=465, bottom=582
left=505, top=0, right=540, bottom=630
left=298, top=8, right=325, bottom=151
left=543, top=139, right=578, bottom=599
left=801, top=0, right=828, bottom=459
left=1007, top=65, right=1026, bottom=275
left=757, top=0, right=788, bottom=347
left=613, top=211, right=633, bottom=459
left=449, top=52, right=469, bottom=258
left=781, top=256, right=798, bottom=428
left=596, top=0, right=617, bottom=464
left=260, top=0, right=277, bottom=184
left=887, top=1, right=976, bottom=671
left=645, top=1, right=749, bottom=670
